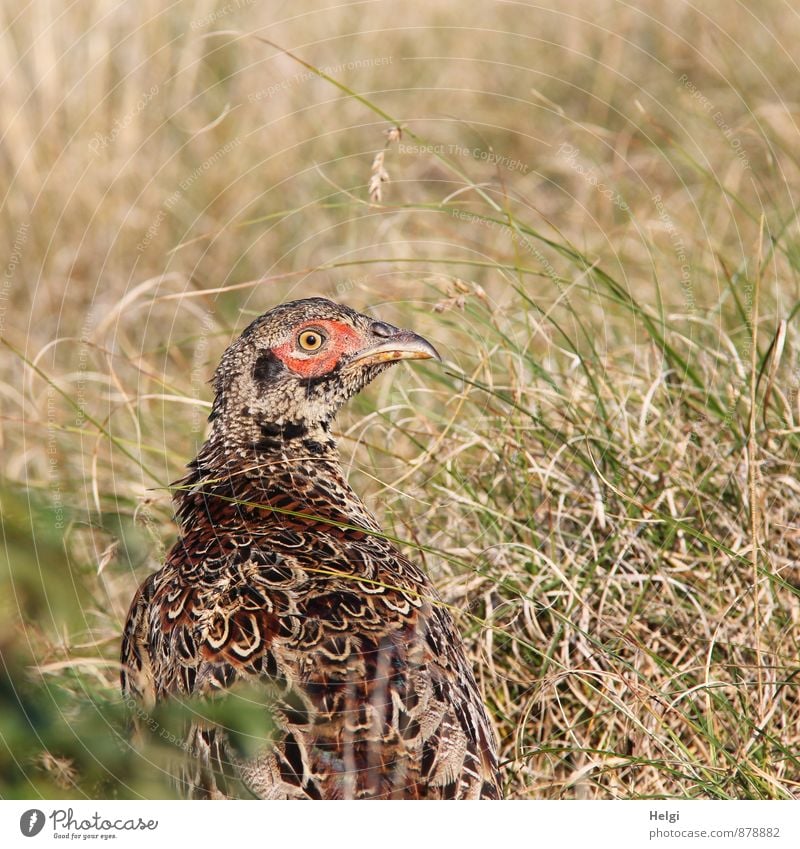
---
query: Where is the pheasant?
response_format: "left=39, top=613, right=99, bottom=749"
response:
left=121, top=297, right=501, bottom=799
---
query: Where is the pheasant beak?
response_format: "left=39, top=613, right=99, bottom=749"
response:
left=349, top=321, right=442, bottom=368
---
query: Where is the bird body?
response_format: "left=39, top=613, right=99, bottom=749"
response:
left=121, top=298, right=501, bottom=799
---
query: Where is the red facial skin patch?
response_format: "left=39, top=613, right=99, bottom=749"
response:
left=271, top=319, right=364, bottom=378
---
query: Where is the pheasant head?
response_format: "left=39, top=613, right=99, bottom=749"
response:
left=206, top=297, right=440, bottom=454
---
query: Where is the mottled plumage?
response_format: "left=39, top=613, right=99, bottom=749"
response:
left=121, top=298, right=501, bottom=799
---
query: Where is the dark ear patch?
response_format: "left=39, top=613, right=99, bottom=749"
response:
left=253, top=350, right=283, bottom=385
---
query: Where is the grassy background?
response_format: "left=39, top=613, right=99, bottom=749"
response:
left=2, top=0, right=800, bottom=799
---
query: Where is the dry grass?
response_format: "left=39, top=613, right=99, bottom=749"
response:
left=2, top=0, right=800, bottom=799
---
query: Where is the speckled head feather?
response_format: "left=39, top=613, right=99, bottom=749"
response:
left=121, top=297, right=502, bottom=800
left=207, top=297, right=440, bottom=449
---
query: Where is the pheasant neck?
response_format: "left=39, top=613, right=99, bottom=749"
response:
left=174, top=413, right=380, bottom=534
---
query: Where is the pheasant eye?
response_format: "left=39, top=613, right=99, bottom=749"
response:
left=297, top=328, right=326, bottom=352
